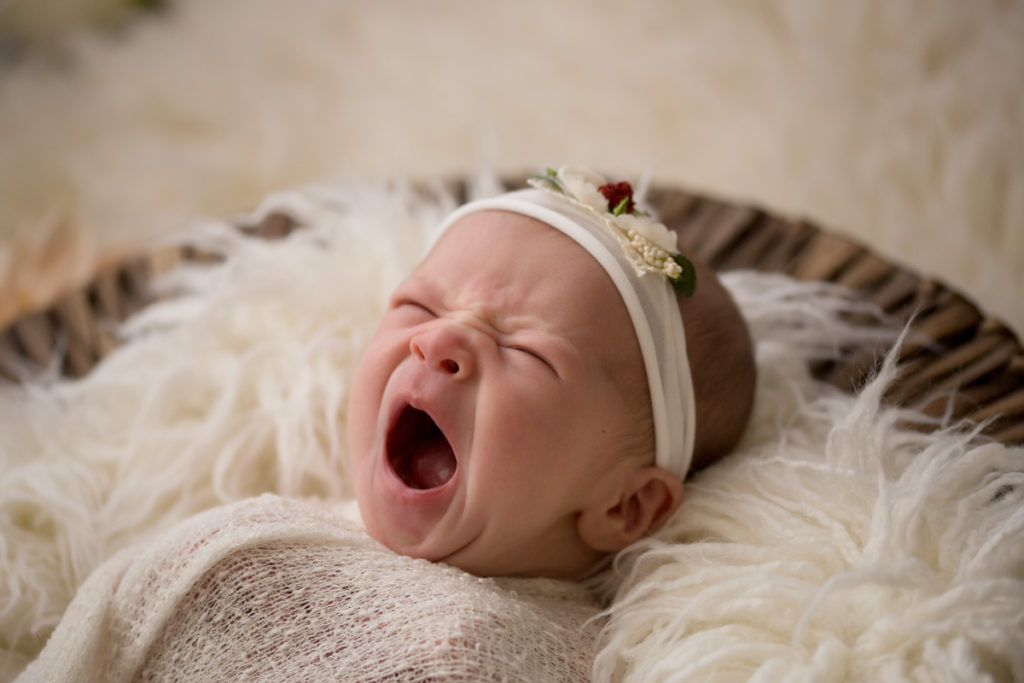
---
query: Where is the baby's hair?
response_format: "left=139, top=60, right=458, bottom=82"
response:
left=613, top=251, right=755, bottom=475
left=677, top=252, right=757, bottom=471
left=613, top=363, right=657, bottom=465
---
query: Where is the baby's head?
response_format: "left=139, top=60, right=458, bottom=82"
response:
left=347, top=167, right=755, bottom=578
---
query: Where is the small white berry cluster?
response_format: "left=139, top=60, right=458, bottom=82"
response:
left=626, top=228, right=684, bottom=281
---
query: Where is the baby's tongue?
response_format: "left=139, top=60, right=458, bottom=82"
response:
left=409, top=434, right=456, bottom=489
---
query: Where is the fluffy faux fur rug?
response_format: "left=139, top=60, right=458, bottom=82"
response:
left=1, top=0, right=1022, bottom=336
left=1, top=180, right=1021, bottom=681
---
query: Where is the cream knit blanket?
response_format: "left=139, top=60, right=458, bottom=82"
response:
left=3, top=180, right=1023, bottom=681
left=15, top=494, right=600, bottom=682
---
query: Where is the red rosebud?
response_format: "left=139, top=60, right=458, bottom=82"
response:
left=598, top=181, right=636, bottom=214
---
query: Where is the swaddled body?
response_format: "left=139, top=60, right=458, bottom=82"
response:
left=16, top=495, right=601, bottom=682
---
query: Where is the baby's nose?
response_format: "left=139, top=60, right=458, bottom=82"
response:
left=409, top=322, right=474, bottom=379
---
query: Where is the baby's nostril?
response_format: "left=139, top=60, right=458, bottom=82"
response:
left=442, top=359, right=459, bottom=374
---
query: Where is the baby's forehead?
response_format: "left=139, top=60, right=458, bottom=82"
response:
left=411, top=210, right=639, bottom=356
left=421, top=210, right=587, bottom=281
left=430, top=209, right=574, bottom=252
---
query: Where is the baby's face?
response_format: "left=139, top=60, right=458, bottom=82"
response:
left=347, top=210, right=645, bottom=577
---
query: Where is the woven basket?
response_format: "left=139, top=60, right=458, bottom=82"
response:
left=2, top=178, right=1022, bottom=445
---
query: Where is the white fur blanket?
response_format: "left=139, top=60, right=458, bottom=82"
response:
left=2, top=180, right=1022, bottom=681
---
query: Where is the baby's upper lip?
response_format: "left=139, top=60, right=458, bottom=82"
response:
left=387, top=392, right=443, bottom=437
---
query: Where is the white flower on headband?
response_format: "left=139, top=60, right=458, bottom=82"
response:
left=528, top=166, right=697, bottom=296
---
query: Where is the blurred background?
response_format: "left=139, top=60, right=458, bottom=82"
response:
left=1, top=0, right=1021, bottom=334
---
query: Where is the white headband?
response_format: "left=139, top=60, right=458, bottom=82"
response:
left=431, top=167, right=697, bottom=478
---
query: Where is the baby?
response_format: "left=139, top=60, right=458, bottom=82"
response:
left=347, top=166, right=756, bottom=579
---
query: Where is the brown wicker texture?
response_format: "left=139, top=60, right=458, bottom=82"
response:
left=2, top=180, right=1022, bottom=445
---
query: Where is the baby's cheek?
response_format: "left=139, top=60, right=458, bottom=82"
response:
left=350, top=331, right=412, bottom=407
left=346, top=363, right=382, bottom=470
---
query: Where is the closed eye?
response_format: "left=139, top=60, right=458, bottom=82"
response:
left=389, top=299, right=437, bottom=325
left=509, top=345, right=558, bottom=376
left=401, top=301, right=434, bottom=315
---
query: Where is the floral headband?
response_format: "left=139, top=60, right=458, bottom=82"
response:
left=431, top=166, right=698, bottom=479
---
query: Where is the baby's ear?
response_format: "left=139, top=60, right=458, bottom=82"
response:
left=577, top=466, right=684, bottom=552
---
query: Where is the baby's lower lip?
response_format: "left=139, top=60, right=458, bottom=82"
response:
left=375, top=445, right=459, bottom=548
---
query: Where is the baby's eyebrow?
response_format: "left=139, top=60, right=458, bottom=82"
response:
left=390, top=274, right=439, bottom=304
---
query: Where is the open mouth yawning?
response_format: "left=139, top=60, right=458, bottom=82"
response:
left=386, top=405, right=457, bottom=490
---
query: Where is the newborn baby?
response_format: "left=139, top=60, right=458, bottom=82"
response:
left=348, top=166, right=756, bottom=579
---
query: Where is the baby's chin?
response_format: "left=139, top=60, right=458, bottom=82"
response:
left=428, top=534, right=609, bottom=580
left=356, top=505, right=599, bottom=579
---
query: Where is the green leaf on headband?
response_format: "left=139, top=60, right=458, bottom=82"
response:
left=671, top=254, right=697, bottom=298
left=528, top=168, right=564, bottom=192
left=612, top=197, right=630, bottom=216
